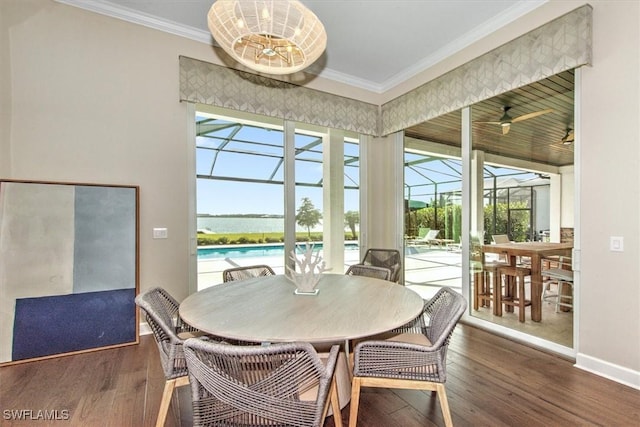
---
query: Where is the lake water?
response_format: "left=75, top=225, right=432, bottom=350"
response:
left=197, top=216, right=323, bottom=233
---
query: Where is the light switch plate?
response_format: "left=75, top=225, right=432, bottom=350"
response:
left=610, top=236, right=623, bottom=252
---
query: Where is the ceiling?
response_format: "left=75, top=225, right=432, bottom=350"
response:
left=59, top=0, right=573, bottom=167
left=406, top=70, right=575, bottom=167
left=58, top=0, right=547, bottom=92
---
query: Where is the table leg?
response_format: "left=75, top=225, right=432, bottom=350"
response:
left=344, top=339, right=353, bottom=380
left=530, top=255, right=542, bottom=322
left=493, top=270, right=502, bottom=316
left=319, top=346, right=351, bottom=416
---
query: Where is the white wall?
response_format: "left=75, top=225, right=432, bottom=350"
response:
left=0, top=2, right=12, bottom=175
left=1, top=0, right=210, bottom=301
left=1, top=0, right=638, bottom=386
left=575, top=1, right=640, bottom=383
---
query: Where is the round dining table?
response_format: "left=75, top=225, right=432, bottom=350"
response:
left=180, top=274, right=424, bottom=419
left=179, top=273, right=424, bottom=345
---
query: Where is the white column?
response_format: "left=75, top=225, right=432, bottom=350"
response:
left=186, top=103, right=198, bottom=293
left=358, top=134, right=370, bottom=253
left=361, top=132, right=403, bottom=251
left=471, top=149, right=485, bottom=241
left=461, top=106, right=472, bottom=298
left=323, top=129, right=345, bottom=272
left=549, top=173, right=562, bottom=242
left=284, top=121, right=296, bottom=271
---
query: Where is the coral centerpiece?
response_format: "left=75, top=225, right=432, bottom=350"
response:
left=286, top=242, right=328, bottom=295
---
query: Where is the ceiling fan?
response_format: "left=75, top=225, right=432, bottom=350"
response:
left=560, top=128, right=575, bottom=145
left=476, top=106, right=554, bottom=135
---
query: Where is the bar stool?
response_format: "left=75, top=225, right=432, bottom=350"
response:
left=542, top=269, right=574, bottom=312
left=542, top=256, right=574, bottom=312
left=497, top=265, right=532, bottom=322
left=473, top=261, right=503, bottom=313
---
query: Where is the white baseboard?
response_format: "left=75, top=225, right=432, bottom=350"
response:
left=139, top=321, right=152, bottom=336
left=575, top=352, right=640, bottom=390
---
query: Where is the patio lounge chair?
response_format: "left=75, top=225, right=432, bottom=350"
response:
left=411, top=229, right=441, bottom=246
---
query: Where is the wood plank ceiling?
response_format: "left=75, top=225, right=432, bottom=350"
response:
left=405, top=70, right=575, bottom=167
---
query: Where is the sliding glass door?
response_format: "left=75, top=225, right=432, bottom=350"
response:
left=404, top=70, right=576, bottom=352
left=468, top=71, right=575, bottom=349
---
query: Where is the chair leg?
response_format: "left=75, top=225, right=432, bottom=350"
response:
left=348, top=377, right=362, bottom=427
left=518, top=273, right=526, bottom=323
left=331, top=376, right=343, bottom=427
left=542, top=279, right=554, bottom=302
left=494, top=272, right=502, bottom=316
left=473, top=272, right=481, bottom=310
left=436, top=383, right=453, bottom=427
left=156, top=379, right=176, bottom=427
left=556, top=280, right=573, bottom=312
left=156, top=376, right=188, bottom=427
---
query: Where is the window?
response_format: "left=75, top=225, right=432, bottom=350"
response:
left=195, top=109, right=360, bottom=288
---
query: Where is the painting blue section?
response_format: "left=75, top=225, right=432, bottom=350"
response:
left=12, top=289, right=136, bottom=361
left=73, top=186, right=136, bottom=293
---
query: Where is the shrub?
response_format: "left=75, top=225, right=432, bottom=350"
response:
left=197, top=236, right=217, bottom=246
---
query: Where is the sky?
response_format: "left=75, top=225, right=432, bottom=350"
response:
left=196, top=114, right=360, bottom=215
left=195, top=113, right=539, bottom=216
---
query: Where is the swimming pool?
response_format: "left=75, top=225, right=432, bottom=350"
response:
left=197, top=242, right=359, bottom=260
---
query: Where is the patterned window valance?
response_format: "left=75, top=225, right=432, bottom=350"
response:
left=179, top=56, right=379, bottom=135
left=180, top=5, right=592, bottom=137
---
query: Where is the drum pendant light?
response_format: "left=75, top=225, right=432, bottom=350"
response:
left=208, top=0, right=327, bottom=75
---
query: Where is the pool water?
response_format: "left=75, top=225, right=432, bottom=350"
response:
left=198, top=243, right=359, bottom=260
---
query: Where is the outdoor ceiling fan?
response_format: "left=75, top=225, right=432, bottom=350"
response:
left=560, top=128, right=575, bottom=145
left=476, top=106, right=554, bottom=135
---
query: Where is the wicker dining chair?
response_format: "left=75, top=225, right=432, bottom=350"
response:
left=345, top=264, right=392, bottom=281
left=222, top=264, right=276, bottom=282
left=357, top=248, right=401, bottom=283
left=349, top=287, right=466, bottom=427
left=183, top=339, right=343, bottom=427
left=135, top=287, right=209, bottom=427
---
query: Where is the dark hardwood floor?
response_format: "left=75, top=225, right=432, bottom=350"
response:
left=1, top=324, right=638, bottom=426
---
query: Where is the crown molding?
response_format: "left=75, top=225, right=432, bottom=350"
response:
left=54, top=0, right=214, bottom=44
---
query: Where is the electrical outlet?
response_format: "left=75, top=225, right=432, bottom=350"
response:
left=153, top=228, right=168, bottom=239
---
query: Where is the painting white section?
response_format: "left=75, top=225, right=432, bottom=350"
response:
left=0, top=182, right=75, bottom=362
